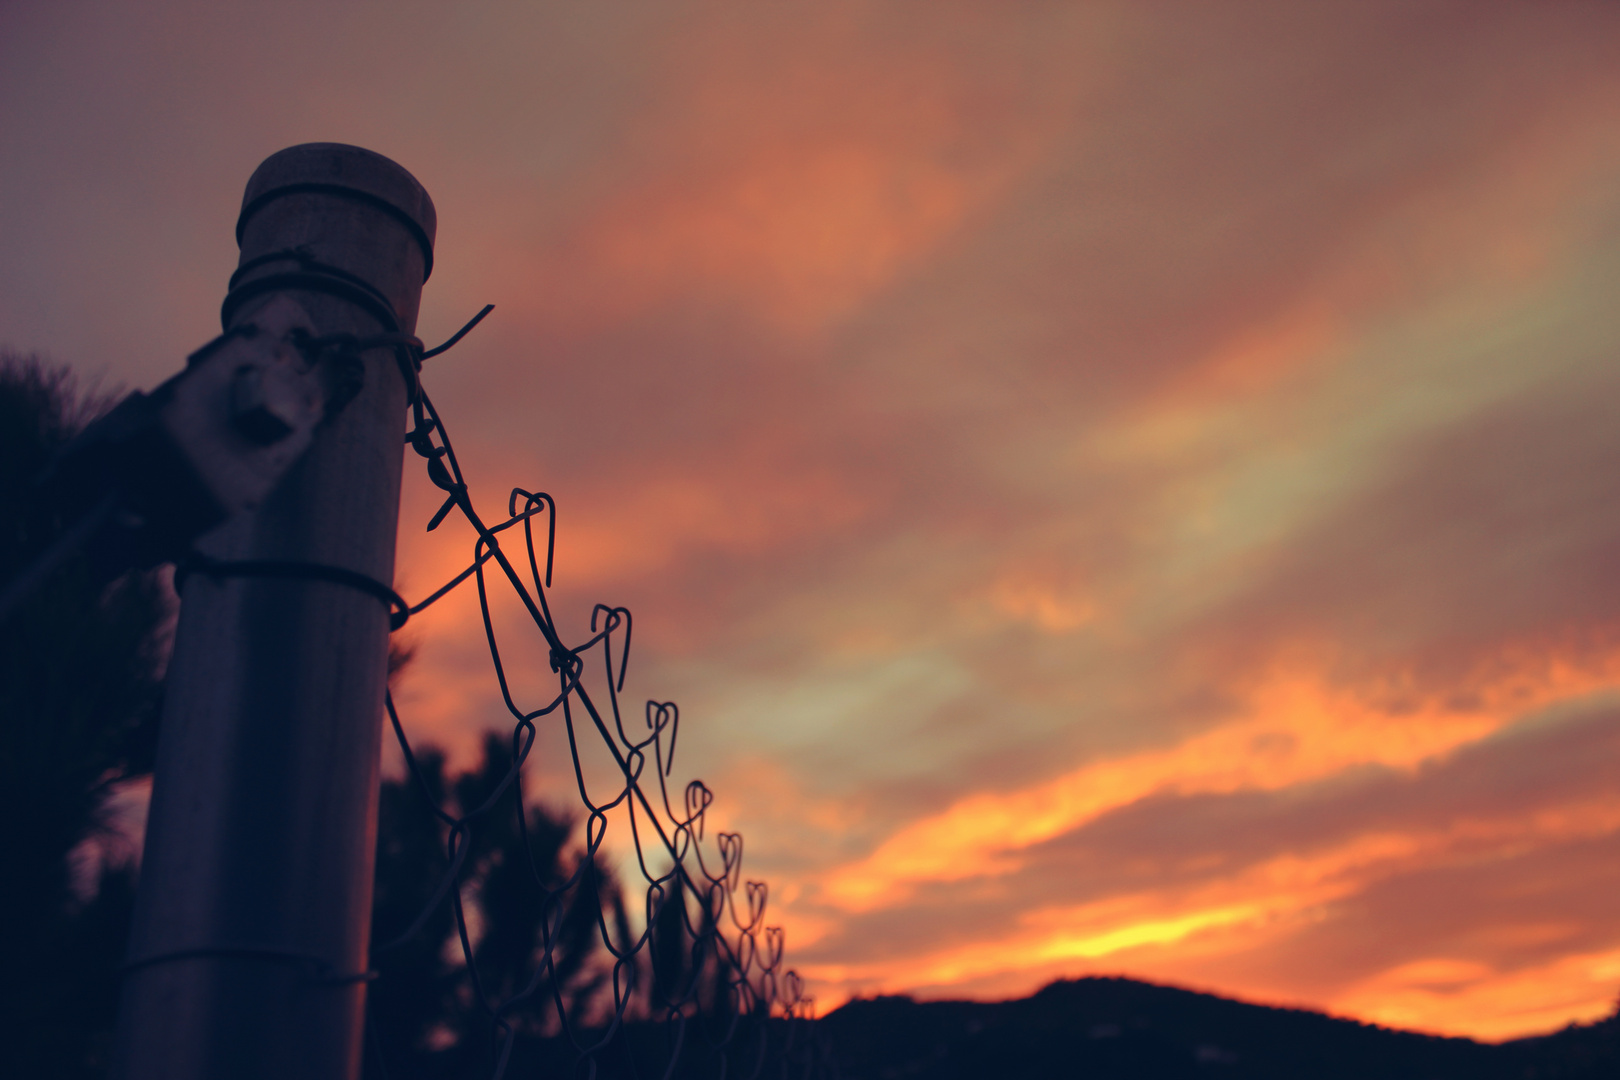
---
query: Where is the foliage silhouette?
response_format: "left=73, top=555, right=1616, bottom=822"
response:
left=364, top=731, right=634, bottom=1079
left=0, top=353, right=171, bottom=1080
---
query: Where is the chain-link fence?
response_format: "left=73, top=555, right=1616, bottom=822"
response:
left=365, top=352, right=835, bottom=1079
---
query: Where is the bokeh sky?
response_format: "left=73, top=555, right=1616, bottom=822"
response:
left=7, top=0, right=1620, bottom=1040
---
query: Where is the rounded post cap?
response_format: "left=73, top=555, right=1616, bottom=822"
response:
left=236, top=143, right=437, bottom=280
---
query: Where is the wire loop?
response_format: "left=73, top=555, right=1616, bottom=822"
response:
left=177, top=552, right=410, bottom=630
left=371, top=356, right=830, bottom=1078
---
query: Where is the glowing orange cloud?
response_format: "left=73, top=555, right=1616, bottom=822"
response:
left=819, top=653, right=1620, bottom=912
left=550, top=463, right=869, bottom=586
left=585, top=146, right=979, bottom=333
left=802, top=792, right=1620, bottom=1033
left=1336, top=947, right=1620, bottom=1041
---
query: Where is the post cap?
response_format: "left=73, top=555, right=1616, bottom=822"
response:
left=236, top=144, right=437, bottom=280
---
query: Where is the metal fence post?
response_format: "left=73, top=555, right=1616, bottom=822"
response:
left=112, top=144, right=435, bottom=1080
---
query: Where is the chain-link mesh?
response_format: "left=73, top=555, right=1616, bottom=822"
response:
left=369, top=357, right=835, bottom=1079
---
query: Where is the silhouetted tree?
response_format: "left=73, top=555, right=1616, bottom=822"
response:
left=364, top=730, right=632, bottom=1079
left=648, top=869, right=724, bottom=1020
left=0, top=353, right=171, bottom=1079
left=452, top=734, right=624, bottom=1035
left=367, top=741, right=459, bottom=1071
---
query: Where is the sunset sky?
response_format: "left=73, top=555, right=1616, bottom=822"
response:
left=7, top=0, right=1620, bottom=1041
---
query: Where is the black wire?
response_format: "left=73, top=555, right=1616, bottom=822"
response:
left=375, top=347, right=828, bottom=1079
left=177, top=553, right=411, bottom=630
left=422, top=304, right=494, bottom=360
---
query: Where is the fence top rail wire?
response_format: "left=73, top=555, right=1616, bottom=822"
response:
left=370, top=312, right=834, bottom=1080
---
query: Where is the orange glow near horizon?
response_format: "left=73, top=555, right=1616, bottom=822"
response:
left=794, top=787, right=1620, bottom=1034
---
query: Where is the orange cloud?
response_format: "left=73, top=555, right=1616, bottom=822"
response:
left=1337, top=948, right=1620, bottom=1041
left=985, top=574, right=1098, bottom=634
left=582, top=145, right=980, bottom=334
left=552, top=461, right=868, bottom=585
left=802, top=791, right=1620, bottom=1027
left=820, top=653, right=1620, bottom=912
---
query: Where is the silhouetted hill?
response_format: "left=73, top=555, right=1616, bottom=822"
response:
left=819, top=976, right=1620, bottom=1079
